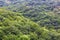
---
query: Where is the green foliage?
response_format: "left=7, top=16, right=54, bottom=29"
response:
left=0, top=9, right=60, bottom=40
left=5, top=4, right=60, bottom=29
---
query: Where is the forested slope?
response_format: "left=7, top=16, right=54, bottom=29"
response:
left=5, top=4, right=60, bottom=29
left=0, top=9, right=60, bottom=40
left=1, top=0, right=59, bottom=29
left=0, top=0, right=60, bottom=40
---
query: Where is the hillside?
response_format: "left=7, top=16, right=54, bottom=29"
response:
left=5, top=4, right=60, bottom=29
left=0, top=0, right=60, bottom=40
left=0, top=9, right=60, bottom=40
left=1, top=0, right=59, bottom=29
left=0, top=0, right=60, bottom=8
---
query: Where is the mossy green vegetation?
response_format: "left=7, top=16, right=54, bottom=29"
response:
left=0, top=9, right=60, bottom=40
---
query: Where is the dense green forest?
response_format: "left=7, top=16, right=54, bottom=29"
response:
left=0, top=0, right=60, bottom=40
left=0, top=8, right=60, bottom=40
left=5, top=3, right=60, bottom=29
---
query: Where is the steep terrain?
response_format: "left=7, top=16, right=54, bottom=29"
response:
left=3, top=0, right=60, bottom=29
left=0, top=8, right=60, bottom=40
left=0, top=0, right=60, bottom=40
